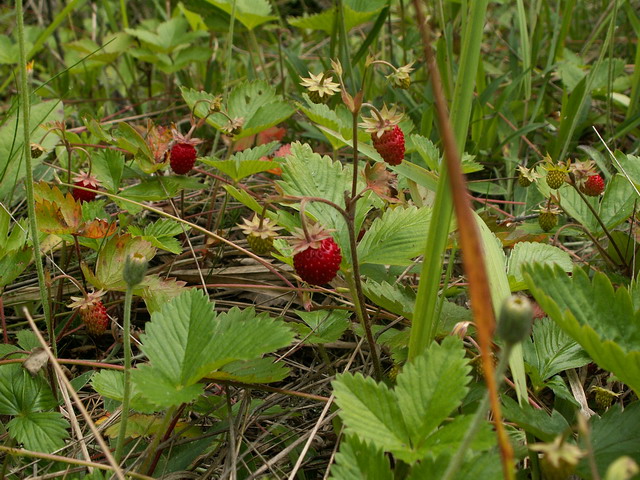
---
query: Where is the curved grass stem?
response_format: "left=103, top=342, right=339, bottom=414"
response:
left=16, top=0, right=53, bottom=354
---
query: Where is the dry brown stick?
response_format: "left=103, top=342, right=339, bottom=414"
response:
left=411, top=1, right=514, bottom=477
left=22, top=307, right=127, bottom=480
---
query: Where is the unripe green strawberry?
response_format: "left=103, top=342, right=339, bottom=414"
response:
left=240, top=215, right=281, bottom=255
left=546, top=168, right=567, bottom=189
left=531, top=436, right=584, bottom=480
left=518, top=171, right=533, bottom=187
left=539, top=210, right=558, bottom=232
left=592, top=386, right=618, bottom=409
left=247, top=234, right=274, bottom=255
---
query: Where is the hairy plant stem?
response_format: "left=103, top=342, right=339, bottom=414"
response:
left=345, top=110, right=382, bottom=380
left=114, top=286, right=133, bottom=463
left=16, top=0, right=53, bottom=354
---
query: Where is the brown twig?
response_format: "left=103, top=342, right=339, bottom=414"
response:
left=411, top=2, right=514, bottom=477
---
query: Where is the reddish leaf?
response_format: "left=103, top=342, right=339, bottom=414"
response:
left=364, top=162, right=399, bottom=203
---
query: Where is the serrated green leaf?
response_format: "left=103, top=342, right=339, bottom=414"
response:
left=395, top=337, right=471, bottom=457
left=362, top=279, right=415, bottom=319
left=501, top=395, right=570, bottom=442
left=125, top=18, right=207, bottom=53
left=407, top=451, right=502, bottom=480
left=411, top=134, right=440, bottom=171
left=333, top=337, right=472, bottom=464
left=207, top=357, right=289, bottom=383
left=0, top=364, right=57, bottom=415
left=577, top=402, right=640, bottom=478
left=16, top=330, right=39, bottom=351
left=419, top=414, right=495, bottom=458
left=524, top=264, right=640, bottom=395
left=0, top=247, right=31, bottom=288
left=201, top=157, right=278, bottom=182
left=132, top=290, right=293, bottom=409
left=330, top=436, right=393, bottom=480
left=204, top=0, right=277, bottom=30
left=358, top=206, right=432, bottom=266
left=114, top=123, right=155, bottom=173
left=292, top=309, right=350, bottom=344
left=91, top=148, right=124, bottom=193
left=92, top=370, right=124, bottom=402
left=181, top=82, right=294, bottom=140
left=523, top=318, right=591, bottom=386
left=333, top=372, right=410, bottom=455
left=277, top=142, right=377, bottom=254
left=507, top=242, right=573, bottom=291
left=8, top=412, right=69, bottom=453
left=128, top=219, right=184, bottom=254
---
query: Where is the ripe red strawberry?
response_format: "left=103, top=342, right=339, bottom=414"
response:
left=372, top=125, right=405, bottom=166
left=360, top=105, right=405, bottom=166
left=71, top=171, right=100, bottom=203
left=292, top=224, right=341, bottom=285
left=170, top=143, right=197, bottom=174
left=580, top=174, right=605, bottom=196
left=68, top=290, right=109, bottom=335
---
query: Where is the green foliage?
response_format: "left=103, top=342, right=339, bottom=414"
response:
left=201, top=141, right=279, bottom=181
left=330, top=436, right=393, bottom=480
left=525, top=264, right=640, bottom=395
left=507, top=242, right=573, bottom=291
left=523, top=318, right=591, bottom=391
left=128, top=218, right=184, bottom=254
left=126, top=18, right=210, bottom=73
left=292, top=309, right=351, bottom=344
left=182, top=81, right=295, bottom=140
left=131, top=290, right=293, bottom=410
left=0, top=100, right=64, bottom=201
left=0, top=364, right=69, bottom=452
left=357, top=206, right=432, bottom=266
left=333, top=337, right=489, bottom=464
left=0, top=207, right=31, bottom=288
left=277, top=142, right=377, bottom=253
left=204, top=0, right=277, bottom=31
left=288, top=0, right=387, bottom=34
left=578, top=402, right=640, bottom=478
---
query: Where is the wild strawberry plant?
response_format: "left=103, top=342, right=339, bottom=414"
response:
left=2, top=1, right=640, bottom=479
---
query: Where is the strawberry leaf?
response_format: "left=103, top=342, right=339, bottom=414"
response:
left=8, top=412, right=69, bottom=453
left=357, top=206, right=432, bottom=266
left=131, top=290, right=293, bottom=410
left=523, top=318, right=591, bottom=387
left=506, top=241, right=573, bottom=291
left=292, top=309, right=351, bottom=344
left=524, top=264, right=640, bottom=395
left=330, top=436, right=393, bottom=480
left=333, top=337, right=473, bottom=464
